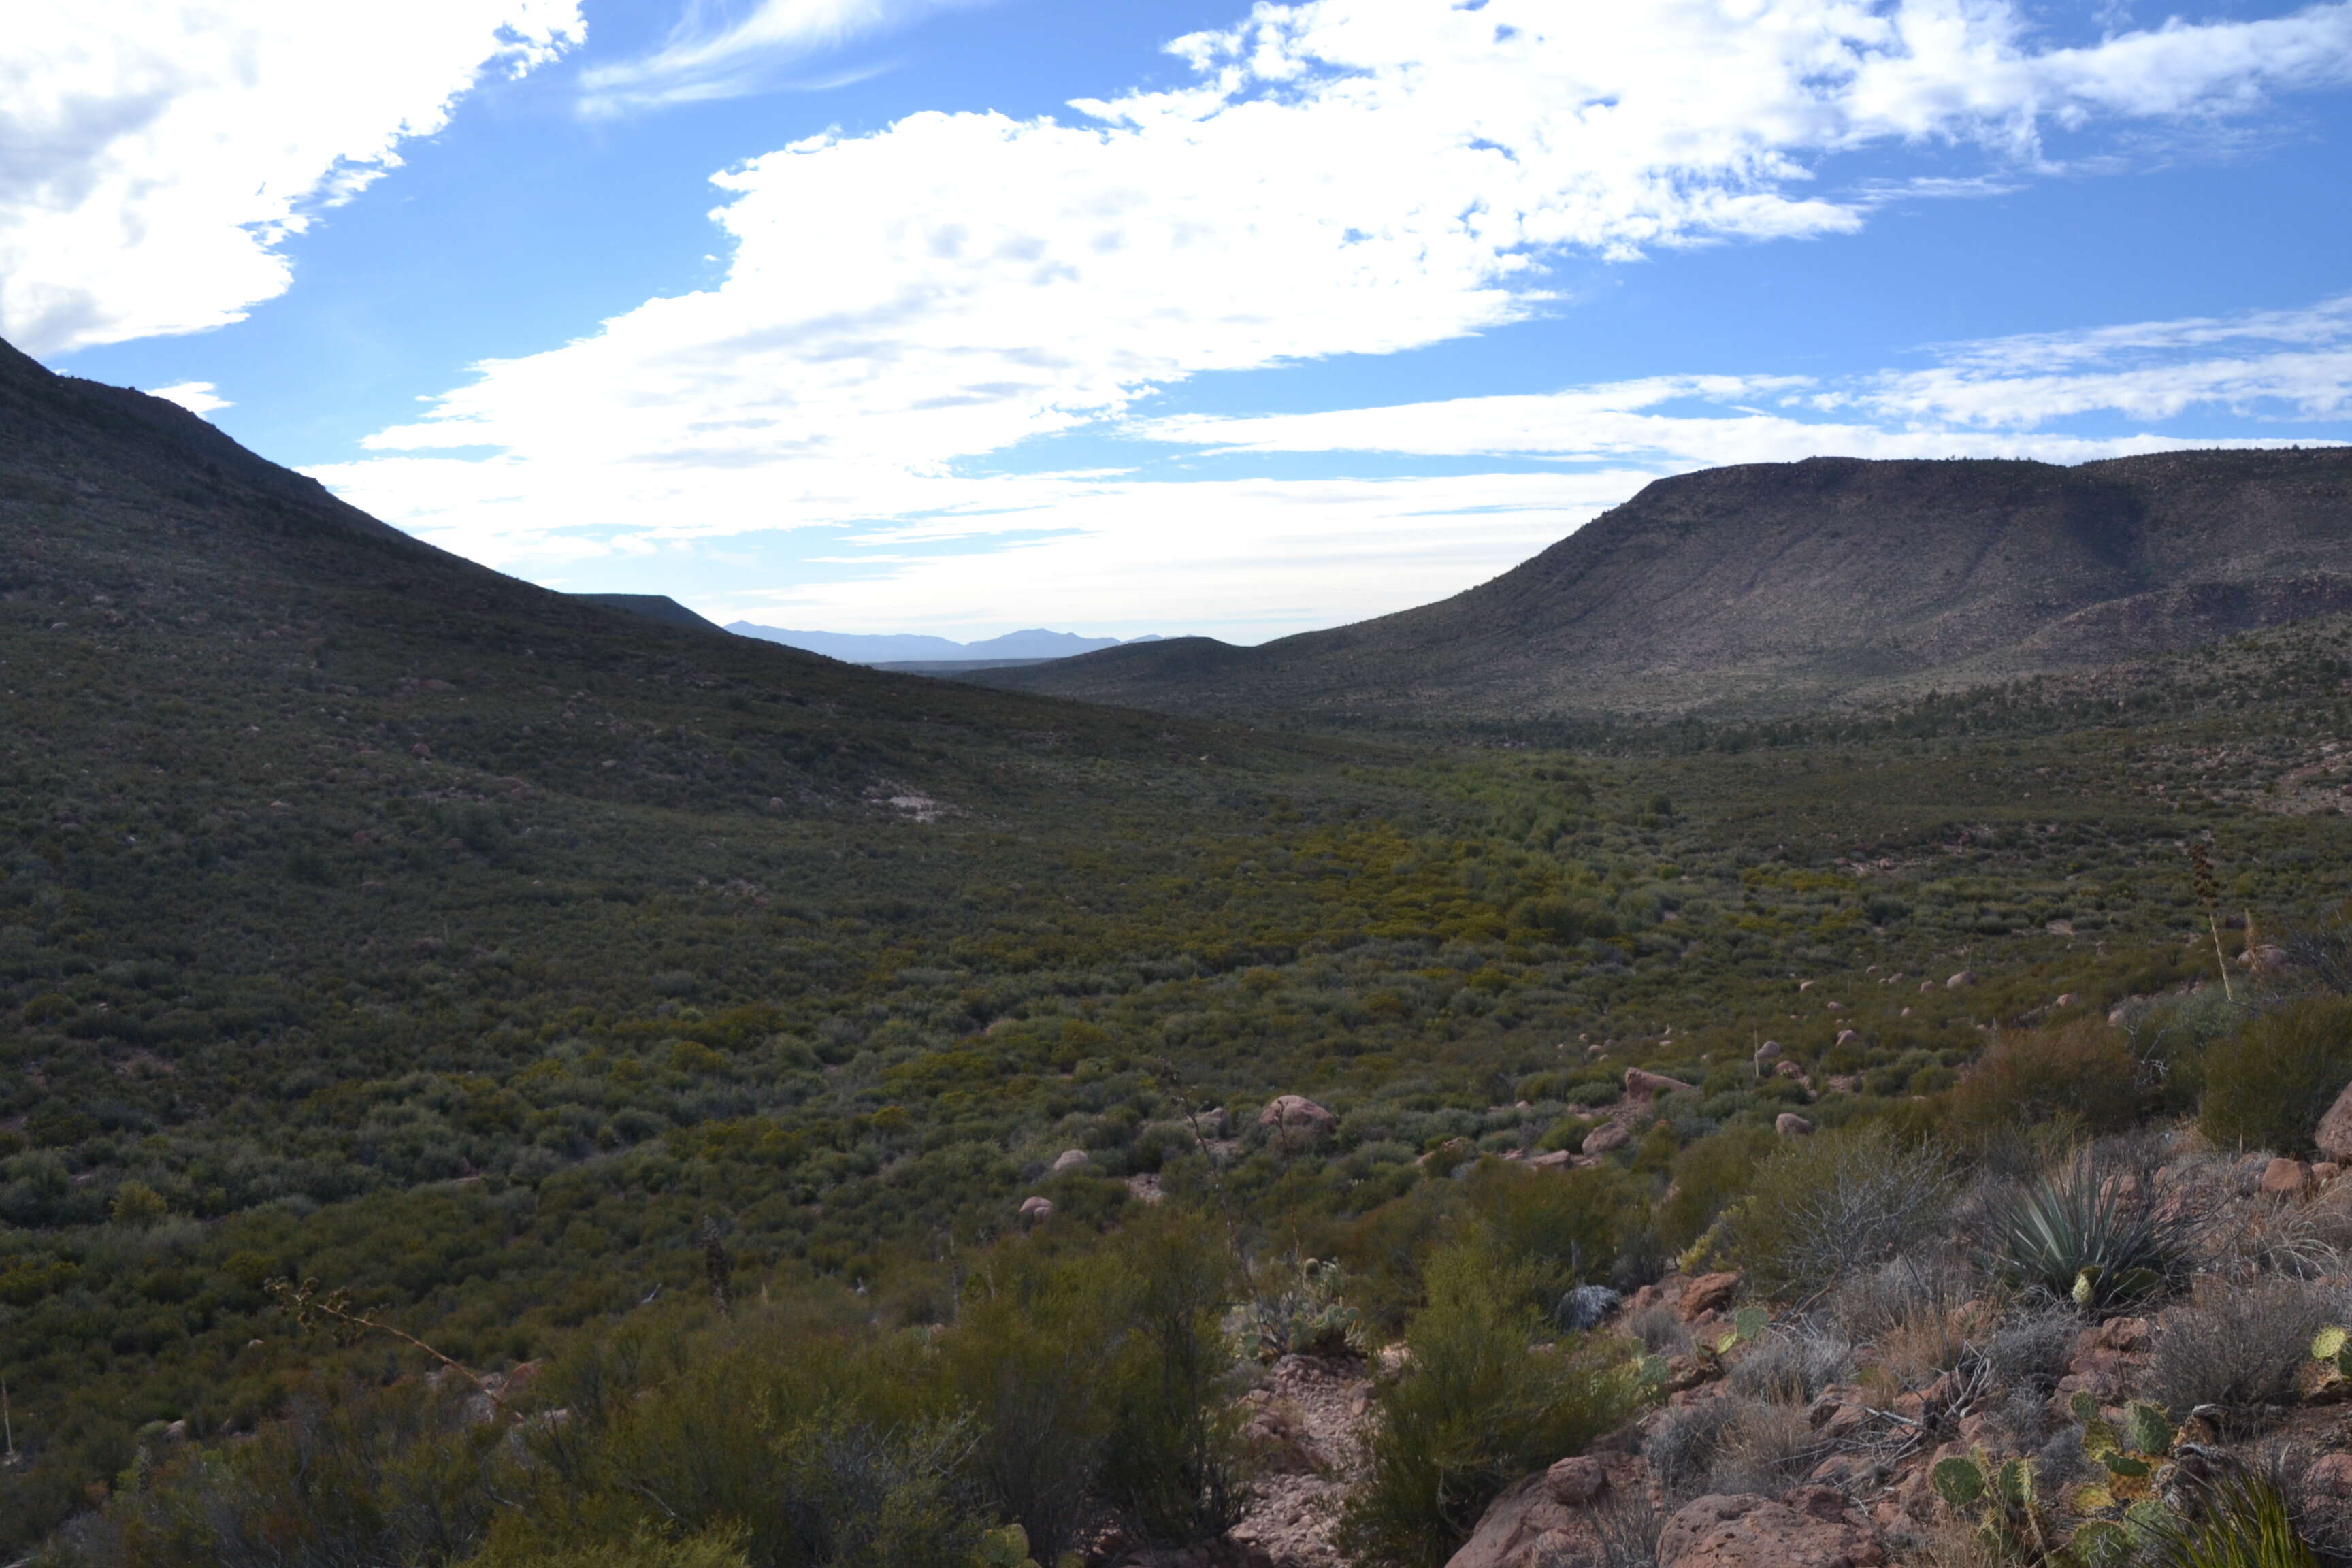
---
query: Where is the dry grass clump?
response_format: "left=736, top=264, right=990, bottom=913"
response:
left=2144, top=1275, right=2344, bottom=1425
left=1873, top=1301, right=1984, bottom=1390
left=1724, top=1124, right=1959, bottom=1298
left=1727, top=1324, right=1852, bottom=1404
left=1827, top=1254, right=1979, bottom=1343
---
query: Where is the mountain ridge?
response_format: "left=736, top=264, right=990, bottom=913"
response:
left=966, top=450, right=2352, bottom=720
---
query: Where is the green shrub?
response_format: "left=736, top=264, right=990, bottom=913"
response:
left=1719, top=1122, right=1956, bottom=1297
left=1661, top=1128, right=1776, bottom=1251
left=1947, top=1021, right=2146, bottom=1139
left=2201, top=998, right=2352, bottom=1154
left=1336, top=1245, right=1646, bottom=1568
left=1466, top=1162, right=1638, bottom=1310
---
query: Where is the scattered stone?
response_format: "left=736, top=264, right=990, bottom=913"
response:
left=1526, top=1149, right=1578, bottom=1171
left=1680, top=1271, right=1741, bottom=1321
left=1774, top=1060, right=1805, bottom=1079
left=1545, top=1455, right=1609, bottom=1507
left=1626, top=1068, right=1697, bottom=1096
left=1052, top=1148, right=1092, bottom=1173
left=1582, top=1122, right=1631, bottom=1156
left=2260, top=1157, right=2312, bottom=1197
left=1659, top=1488, right=1886, bottom=1568
left=1776, top=1113, right=1815, bottom=1137
left=1019, top=1196, right=1053, bottom=1223
left=1920, top=981, right=1937, bottom=993
left=2319, top=1162, right=2344, bottom=1184
left=1833, top=1028, right=1859, bottom=1047
left=1946, top=970, right=1978, bottom=990
left=1754, top=1040, right=1783, bottom=1065
left=2057, top=993, right=2080, bottom=1007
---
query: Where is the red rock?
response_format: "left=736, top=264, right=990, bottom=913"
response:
left=1627, top=1068, right=1697, bottom=1096
left=2318, top=1163, right=2344, bottom=1184
left=1658, top=1490, right=1886, bottom=1568
left=2261, top=1158, right=2312, bottom=1196
left=1680, top=1271, right=1741, bottom=1321
left=2096, top=1316, right=2152, bottom=1353
left=2291, top=1085, right=2347, bottom=1161
left=1545, top=1455, right=1608, bottom=1507
left=2305, top=1454, right=2352, bottom=1499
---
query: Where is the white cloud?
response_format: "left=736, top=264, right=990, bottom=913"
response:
left=148, top=381, right=232, bottom=417
left=578, top=0, right=987, bottom=114
left=0, top=1, right=581, bottom=357
left=315, top=0, right=2352, bottom=638
left=1139, top=297, right=2352, bottom=466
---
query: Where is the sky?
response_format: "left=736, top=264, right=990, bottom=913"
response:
left=12, top=0, right=2352, bottom=644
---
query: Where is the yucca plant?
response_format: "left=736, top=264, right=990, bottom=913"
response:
left=2140, top=1464, right=2320, bottom=1568
left=1982, top=1151, right=2195, bottom=1313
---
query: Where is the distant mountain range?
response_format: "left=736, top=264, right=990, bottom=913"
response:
left=964, top=451, right=2352, bottom=721
left=726, top=622, right=1165, bottom=666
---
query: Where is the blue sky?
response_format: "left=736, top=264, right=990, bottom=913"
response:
left=13, top=0, right=2352, bottom=643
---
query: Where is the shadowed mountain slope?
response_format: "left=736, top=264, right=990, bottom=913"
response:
left=968, top=451, right=2352, bottom=720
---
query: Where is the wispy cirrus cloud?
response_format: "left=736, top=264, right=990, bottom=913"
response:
left=578, top=0, right=993, bottom=114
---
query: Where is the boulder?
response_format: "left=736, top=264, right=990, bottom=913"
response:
left=1659, top=1489, right=1886, bottom=1568
left=1920, top=981, right=1937, bottom=994
left=2057, top=993, right=2080, bottom=1007
left=1946, top=970, right=1978, bottom=990
left=1582, top=1122, right=1631, bottom=1156
left=1753, top=1040, right=1782, bottom=1065
left=1627, top=1068, right=1697, bottom=1097
left=1052, top=1148, right=1092, bottom=1173
left=1774, top=1060, right=1805, bottom=1079
left=1019, top=1196, right=1053, bottom=1222
left=2260, top=1157, right=2312, bottom=1197
left=1258, top=1095, right=1338, bottom=1136
left=1556, top=1284, right=1622, bottom=1333
left=2317, top=1081, right=2352, bottom=1164
left=1527, top=1149, right=1578, bottom=1171
left=1446, top=1457, right=1629, bottom=1568
left=1680, top=1271, right=1741, bottom=1321
left=1833, top=1028, right=1859, bottom=1047
left=1546, top=1455, right=1609, bottom=1506
left=1776, top=1113, right=1815, bottom=1138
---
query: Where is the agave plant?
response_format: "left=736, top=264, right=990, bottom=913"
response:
left=1982, top=1151, right=2196, bottom=1313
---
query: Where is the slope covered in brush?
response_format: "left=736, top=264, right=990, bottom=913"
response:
left=969, top=451, right=2352, bottom=720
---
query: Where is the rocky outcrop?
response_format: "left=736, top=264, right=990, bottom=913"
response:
left=1627, top=1068, right=1697, bottom=1097
left=1658, top=1488, right=1886, bottom=1568
left=1443, top=1455, right=1637, bottom=1568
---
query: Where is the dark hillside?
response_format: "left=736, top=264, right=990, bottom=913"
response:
left=970, top=451, right=2352, bottom=719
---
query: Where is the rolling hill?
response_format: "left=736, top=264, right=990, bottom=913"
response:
left=968, top=451, right=2352, bottom=721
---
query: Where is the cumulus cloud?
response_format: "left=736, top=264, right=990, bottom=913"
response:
left=578, top=0, right=990, bottom=114
left=0, top=0, right=581, bottom=357
left=148, top=382, right=232, bottom=417
left=316, top=0, right=2352, bottom=637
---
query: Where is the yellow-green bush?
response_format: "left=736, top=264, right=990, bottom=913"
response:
left=1336, top=1244, right=1646, bottom=1568
left=1946, top=1020, right=2146, bottom=1139
left=2201, top=998, right=2352, bottom=1154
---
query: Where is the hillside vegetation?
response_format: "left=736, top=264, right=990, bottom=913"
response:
left=7, top=342, right=2352, bottom=1568
left=970, top=451, right=2352, bottom=721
